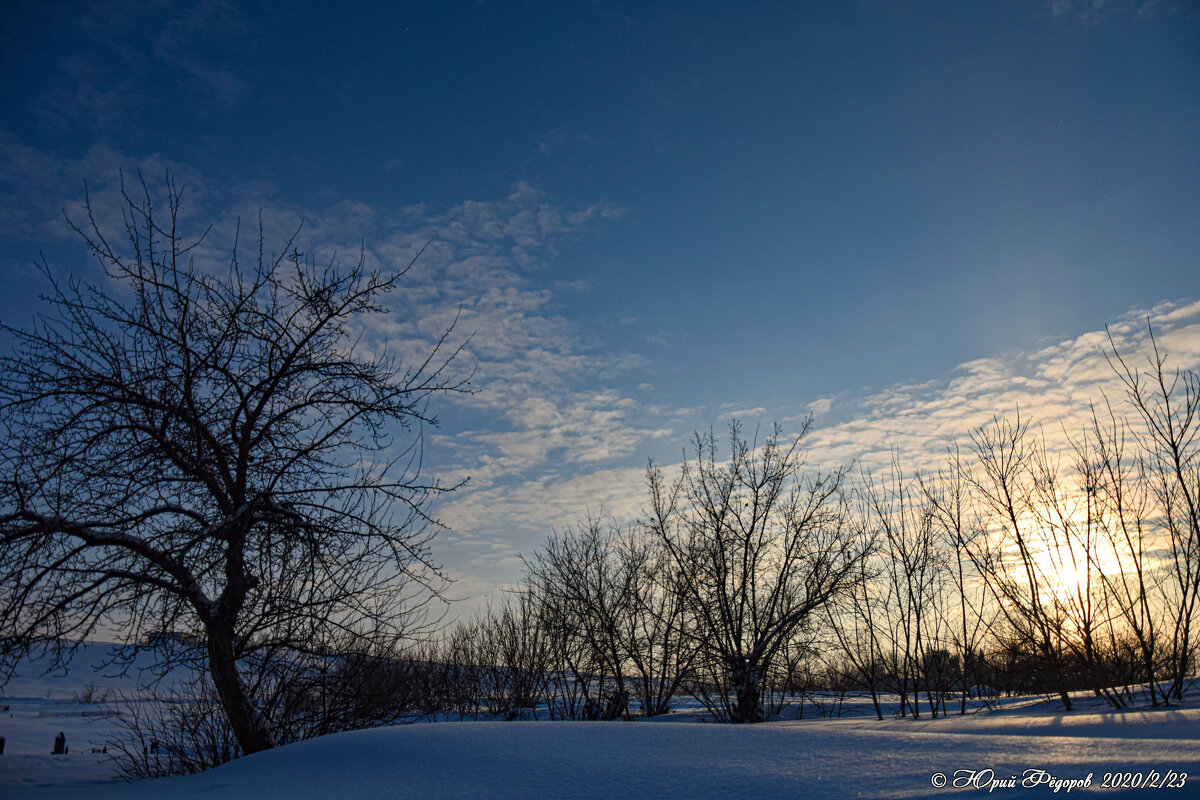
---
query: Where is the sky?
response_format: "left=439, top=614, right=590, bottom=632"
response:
left=1, top=0, right=1198, bottom=611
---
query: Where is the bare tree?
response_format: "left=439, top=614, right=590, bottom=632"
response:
left=467, top=591, right=553, bottom=719
left=1108, top=325, right=1200, bottom=701
left=646, top=422, right=867, bottom=723
left=614, top=526, right=700, bottom=717
left=525, top=516, right=635, bottom=720
left=524, top=515, right=698, bottom=719
left=1024, top=431, right=1125, bottom=708
left=860, top=459, right=945, bottom=718
left=0, top=175, right=468, bottom=755
left=825, top=553, right=887, bottom=720
left=923, top=445, right=995, bottom=715
left=1081, top=401, right=1168, bottom=705
left=968, top=415, right=1076, bottom=710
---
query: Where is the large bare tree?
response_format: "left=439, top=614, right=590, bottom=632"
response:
left=646, top=422, right=867, bottom=723
left=0, top=176, right=468, bottom=754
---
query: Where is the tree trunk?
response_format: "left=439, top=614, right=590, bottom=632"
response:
left=207, top=626, right=274, bottom=755
left=602, top=687, right=629, bottom=721
left=730, top=658, right=765, bottom=723
left=869, top=682, right=883, bottom=721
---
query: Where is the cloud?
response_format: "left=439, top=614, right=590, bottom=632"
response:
left=645, top=329, right=688, bottom=348
left=153, top=0, right=252, bottom=103
left=1048, top=0, right=1112, bottom=23
left=1044, top=0, right=1183, bottom=23
left=21, top=1, right=257, bottom=143
left=807, top=397, right=835, bottom=417
left=231, top=185, right=665, bottom=518
left=8, top=126, right=1199, bottom=624
left=36, top=56, right=141, bottom=140
left=435, top=298, right=1200, bottom=612
left=536, top=129, right=566, bottom=158
left=801, top=299, right=1200, bottom=478
left=0, top=133, right=654, bottom=488
left=435, top=391, right=672, bottom=488
left=719, top=406, right=767, bottom=421
left=437, top=461, right=656, bottom=602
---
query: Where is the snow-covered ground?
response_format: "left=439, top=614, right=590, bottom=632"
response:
left=3, top=644, right=1197, bottom=799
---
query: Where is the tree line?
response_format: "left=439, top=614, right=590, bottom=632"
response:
left=436, top=353, right=1197, bottom=725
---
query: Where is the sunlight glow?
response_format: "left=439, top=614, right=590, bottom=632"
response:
left=1010, top=502, right=1128, bottom=607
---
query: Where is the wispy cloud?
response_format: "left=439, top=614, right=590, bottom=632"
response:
left=719, top=406, right=767, bottom=421
left=1045, top=0, right=1184, bottom=23
left=1048, top=0, right=1112, bottom=23
left=152, top=0, right=252, bottom=104
left=807, top=396, right=835, bottom=417
left=645, top=329, right=688, bottom=348
left=437, top=298, right=1200, bottom=608
left=25, top=0, right=257, bottom=141
left=0, top=135, right=653, bottom=449
left=438, top=462, right=655, bottom=584
left=803, top=298, right=1200, bottom=476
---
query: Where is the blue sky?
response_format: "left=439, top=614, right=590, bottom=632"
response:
left=2, top=0, right=1198, bottom=606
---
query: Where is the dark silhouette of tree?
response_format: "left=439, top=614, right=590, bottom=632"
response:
left=0, top=175, right=469, bottom=755
left=524, top=514, right=698, bottom=719
left=1108, top=324, right=1200, bottom=702
left=646, top=422, right=868, bottom=723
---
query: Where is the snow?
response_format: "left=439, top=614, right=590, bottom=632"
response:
left=3, top=644, right=1198, bottom=799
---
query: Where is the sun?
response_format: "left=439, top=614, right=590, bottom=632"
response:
left=1013, top=505, right=1126, bottom=607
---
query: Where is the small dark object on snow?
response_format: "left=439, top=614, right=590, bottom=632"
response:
left=52, top=731, right=66, bottom=754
